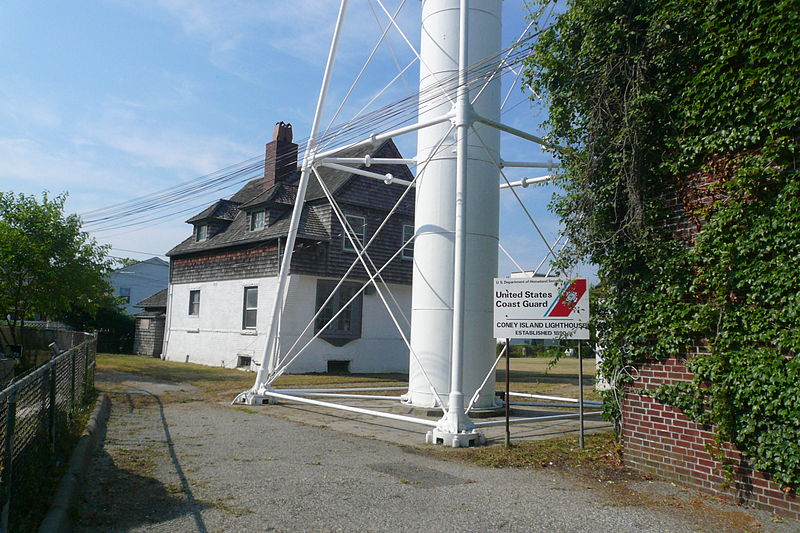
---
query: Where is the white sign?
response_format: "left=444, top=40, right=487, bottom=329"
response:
left=493, top=278, right=590, bottom=340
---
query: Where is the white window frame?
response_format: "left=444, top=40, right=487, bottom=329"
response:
left=402, top=224, right=414, bottom=260
left=250, top=209, right=266, bottom=231
left=242, top=286, right=258, bottom=330
left=342, top=214, right=366, bottom=252
left=188, top=290, right=200, bottom=316
left=195, top=224, right=208, bottom=242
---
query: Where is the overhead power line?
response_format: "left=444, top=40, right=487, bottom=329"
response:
left=81, top=28, right=546, bottom=234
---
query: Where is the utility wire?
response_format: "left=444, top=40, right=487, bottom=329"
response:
left=81, top=27, right=549, bottom=233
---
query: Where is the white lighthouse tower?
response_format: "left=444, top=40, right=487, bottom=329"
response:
left=405, top=0, right=502, bottom=445
left=407, top=0, right=502, bottom=408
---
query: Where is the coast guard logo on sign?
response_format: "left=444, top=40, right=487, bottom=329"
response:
left=544, top=279, right=587, bottom=318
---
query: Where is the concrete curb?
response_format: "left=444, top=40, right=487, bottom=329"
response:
left=38, top=394, right=110, bottom=533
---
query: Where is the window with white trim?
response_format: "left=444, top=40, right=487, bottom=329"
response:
left=342, top=214, right=366, bottom=252
left=402, top=224, right=414, bottom=260
left=195, top=224, right=208, bottom=242
left=314, top=280, right=362, bottom=346
left=242, top=286, right=258, bottom=329
left=188, top=290, right=200, bottom=315
left=250, top=210, right=265, bottom=231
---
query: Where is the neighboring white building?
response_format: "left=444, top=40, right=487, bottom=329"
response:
left=162, top=122, right=415, bottom=373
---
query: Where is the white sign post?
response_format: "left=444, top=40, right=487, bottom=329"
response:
left=493, top=277, right=591, bottom=448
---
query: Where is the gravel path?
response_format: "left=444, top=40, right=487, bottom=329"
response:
left=74, top=377, right=794, bottom=533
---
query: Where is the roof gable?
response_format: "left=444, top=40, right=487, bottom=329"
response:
left=134, top=288, right=168, bottom=308
left=167, top=139, right=412, bottom=257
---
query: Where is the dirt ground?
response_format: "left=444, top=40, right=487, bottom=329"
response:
left=69, top=358, right=799, bottom=532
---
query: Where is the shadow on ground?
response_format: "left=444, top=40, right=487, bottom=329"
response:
left=77, top=391, right=212, bottom=532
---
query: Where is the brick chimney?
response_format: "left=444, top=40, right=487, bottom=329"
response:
left=264, top=121, right=298, bottom=189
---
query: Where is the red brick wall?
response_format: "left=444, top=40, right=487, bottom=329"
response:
left=622, top=356, right=799, bottom=519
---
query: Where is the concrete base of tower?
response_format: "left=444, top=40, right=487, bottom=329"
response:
left=426, top=428, right=486, bottom=447
left=237, top=391, right=279, bottom=405
left=394, top=403, right=504, bottom=418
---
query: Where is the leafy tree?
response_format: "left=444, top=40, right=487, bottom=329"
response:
left=0, top=192, right=112, bottom=363
left=113, top=257, right=140, bottom=268
left=524, top=0, right=800, bottom=488
left=62, top=293, right=135, bottom=354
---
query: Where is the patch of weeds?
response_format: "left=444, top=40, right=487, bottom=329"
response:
left=113, top=444, right=161, bottom=477
left=164, top=483, right=184, bottom=495
left=205, top=498, right=255, bottom=516
left=428, top=432, right=626, bottom=480
left=231, top=456, right=259, bottom=463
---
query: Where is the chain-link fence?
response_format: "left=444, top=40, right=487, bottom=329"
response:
left=0, top=334, right=97, bottom=533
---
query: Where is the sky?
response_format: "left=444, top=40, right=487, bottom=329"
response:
left=0, top=0, right=587, bottom=279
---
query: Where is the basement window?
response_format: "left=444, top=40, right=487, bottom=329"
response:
left=237, top=355, right=253, bottom=368
left=314, top=280, right=362, bottom=346
left=327, top=360, right=350, bottom=374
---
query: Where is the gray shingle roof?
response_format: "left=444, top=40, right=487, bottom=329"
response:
left=167, top=139, right=404, bottom=257
left=134, top=288, right=168, bottom=309
left=239, top=182, right=296, bottom=209
left=186, top=199, right=240, bottom=223
left=134, top=310, right=165, bottom=318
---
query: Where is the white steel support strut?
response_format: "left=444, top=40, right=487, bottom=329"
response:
left=436, top=0, right=475, bottom=443
left=244, top=0, right=349, bottom=404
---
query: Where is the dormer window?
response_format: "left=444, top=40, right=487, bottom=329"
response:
left=250, top=210, right=266, bottom=231
left=195, top=224, right=208, bottom=242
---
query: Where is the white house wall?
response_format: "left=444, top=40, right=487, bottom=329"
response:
left=163, top=274, right=411, bottom=374
left=163, top=277, right=277, bottom=368
left=278, top=275, right=410, bottom=374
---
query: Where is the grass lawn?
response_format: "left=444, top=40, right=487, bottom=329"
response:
left=97, top=353, right=599, bottom=402
left=96, top=353, right=408, bottom=401
left=496, top=356, right=601, bottom=402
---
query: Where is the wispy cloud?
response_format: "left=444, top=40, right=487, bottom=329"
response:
left=0, top=77, right=62, bottom=129
left=0, top=138, right=96, bottom=189
left=75, top=95, right=254, bottom=176
left=144, top=0, right=419, bottom=66
left=96, top=124, right=254, bottom=176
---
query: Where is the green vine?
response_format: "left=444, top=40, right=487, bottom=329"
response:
left=523, top=0, right=800, bottom=489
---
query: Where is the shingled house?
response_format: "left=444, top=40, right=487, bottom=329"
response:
left=162, top=122, right=415, bottom=373
left=133, top=289, right=167, bottom=357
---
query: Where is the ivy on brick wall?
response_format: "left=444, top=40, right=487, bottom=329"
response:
left=523, top=0, right=800, bottom=489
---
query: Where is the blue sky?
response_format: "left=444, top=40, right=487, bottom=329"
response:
left=0, top=0, right=585, bottom=278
